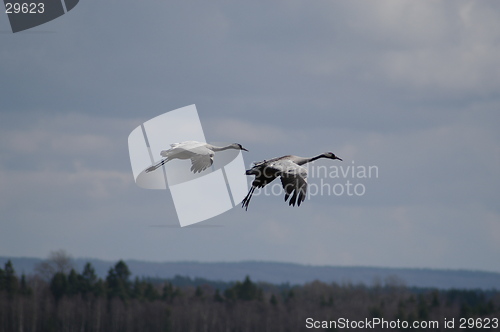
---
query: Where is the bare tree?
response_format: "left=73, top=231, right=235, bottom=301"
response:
left=34, top=250, right=74, bottom=281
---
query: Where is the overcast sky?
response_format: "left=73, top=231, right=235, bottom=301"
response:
left=1, top=0, right=499, bottom=273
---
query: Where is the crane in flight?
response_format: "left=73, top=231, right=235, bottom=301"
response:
left=242, top=152, right=342, bottom=210
left=145, top=140, right=248, bottom=174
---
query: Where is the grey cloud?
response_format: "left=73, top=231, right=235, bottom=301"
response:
left=1, top=0, right=499, bottom=272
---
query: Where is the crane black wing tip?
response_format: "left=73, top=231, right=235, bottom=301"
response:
left=298, top=190, right=306, bottom=206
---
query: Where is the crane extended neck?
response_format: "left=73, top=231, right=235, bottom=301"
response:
left=207, top=144, right=235, bottom=152
left=309, top=154, right=328, bottom=162
left=293, top=153, right=329, bottom=165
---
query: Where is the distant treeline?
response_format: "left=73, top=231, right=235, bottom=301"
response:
left=1, top=259, right=499, bottom=332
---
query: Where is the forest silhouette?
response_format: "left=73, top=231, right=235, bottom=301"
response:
left=1, top=258, right=499, bottom=331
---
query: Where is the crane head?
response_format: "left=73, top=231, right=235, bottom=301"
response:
left=325, top=152, right=342, bottom=161
left=234, top=143, right=249, bottom=152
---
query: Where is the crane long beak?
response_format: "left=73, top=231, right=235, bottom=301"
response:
left=241, top=147, right=249, bottom=152
left=335, top=156, right=343, bottom=161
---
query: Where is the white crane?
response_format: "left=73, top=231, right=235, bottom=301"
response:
left=145, top=140, right=248, bottom=174
left=242, top=152, right=342, bottom=210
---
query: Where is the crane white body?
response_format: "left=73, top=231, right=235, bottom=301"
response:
left=145, top=140, right=248, bottom=174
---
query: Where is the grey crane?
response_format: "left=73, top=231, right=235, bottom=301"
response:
left=242, top=152, right=342, bottom=210
left=145, top=140, right=248, bottom=174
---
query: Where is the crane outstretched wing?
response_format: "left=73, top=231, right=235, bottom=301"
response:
left=242, top=158, right=308, bottom=209
left=147, top=141, right=212, bottom=173
left=190, top=153, right=214, bottom=173
left=277, top=161, right=308, bottom=207
left=184, top=145, right=213, bottom=173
